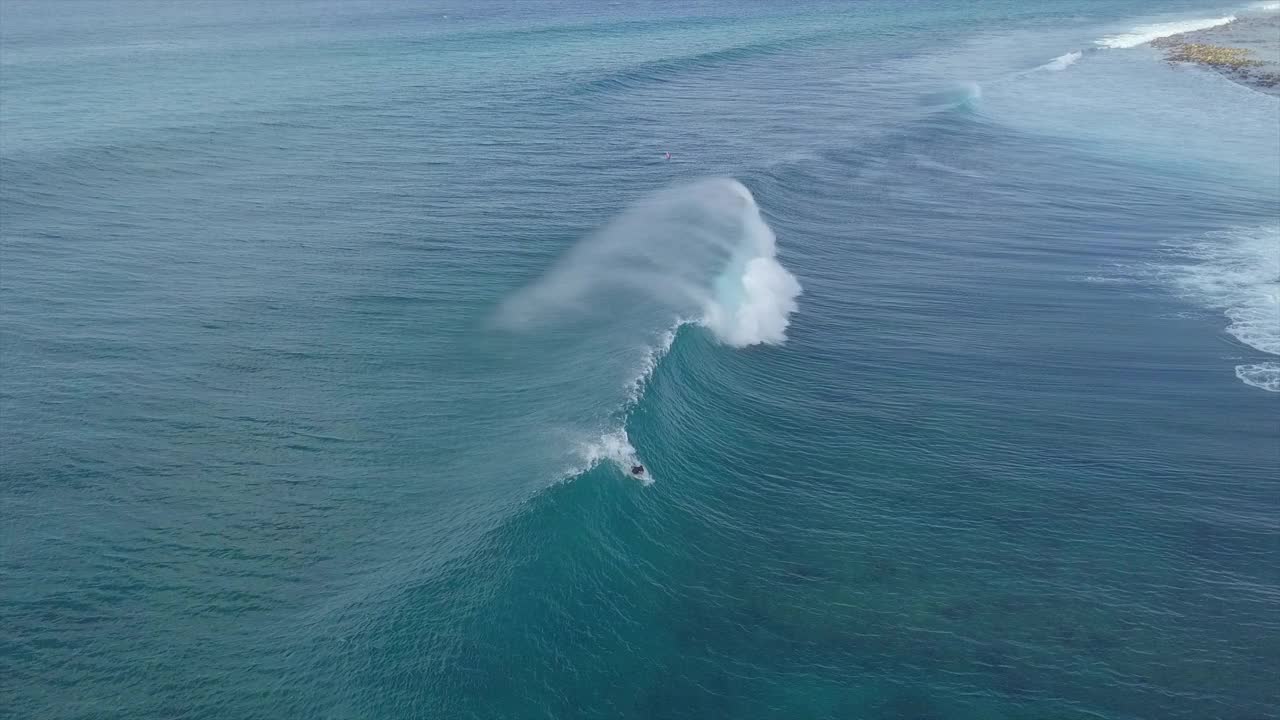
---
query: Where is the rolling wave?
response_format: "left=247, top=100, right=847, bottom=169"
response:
left=1095, top=15, right=1236, bottom=49
left=498, top=179, right=801, bottom=479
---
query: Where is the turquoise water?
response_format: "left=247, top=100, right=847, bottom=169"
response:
left=2, top=1, right=1278, bottom=718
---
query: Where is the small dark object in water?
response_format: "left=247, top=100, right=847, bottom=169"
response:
left=630, top=465, right=645, bottom=476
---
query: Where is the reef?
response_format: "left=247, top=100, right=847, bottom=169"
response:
left=1152, top=14, right=1280, bottom=94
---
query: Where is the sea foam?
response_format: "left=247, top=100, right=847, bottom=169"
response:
left=1095, top=16, right=1236, bottom=49
left=1165, top=224, right=1280, bottom=391
left=1236, top=363, right=1280, bottom=392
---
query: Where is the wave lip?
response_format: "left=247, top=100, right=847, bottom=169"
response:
left=1095, top=15, right=1236, bottom=49
left=700, top=185, right=802, bottom=347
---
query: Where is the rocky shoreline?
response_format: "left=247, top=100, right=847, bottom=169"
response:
left=1151, top=13, right=1280, bottom=95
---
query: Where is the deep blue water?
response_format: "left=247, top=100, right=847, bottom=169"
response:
left=2, top=1, right=1278, bottom=718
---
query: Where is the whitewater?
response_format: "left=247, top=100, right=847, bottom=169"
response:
left=497, top=179, right=800, bottom=349
left=1095, top=15, right=1237, bottom=48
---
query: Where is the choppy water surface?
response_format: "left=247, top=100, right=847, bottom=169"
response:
left=2, top=1, right=1277, bottom=718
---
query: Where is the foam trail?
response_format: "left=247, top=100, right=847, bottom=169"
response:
left=1095, top=16, right=1236, bottom=48
left=1038, top=51, right=1083, bottom=71
left=1164, top=224, right=1280, bottom=391
left=1250, top=2, right=1280, bottom=12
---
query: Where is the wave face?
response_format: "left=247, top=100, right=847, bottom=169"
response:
left=1095, top=15, right=1236, bottom=48
left=498, top=179, right=801, bottom=348
left=1165, top=225, right=1280, bottom=391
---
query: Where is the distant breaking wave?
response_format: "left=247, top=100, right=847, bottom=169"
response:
left=1163, top=224, right=1280, bottom=392
left=1095, top=15, right=1236, bottom=49
left=1038, top=51, right=1083, bottom=72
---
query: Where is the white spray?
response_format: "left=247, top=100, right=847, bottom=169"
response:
left=496, top=179, right=802, bottom=481
left=497, top=178, right=801, bottom=348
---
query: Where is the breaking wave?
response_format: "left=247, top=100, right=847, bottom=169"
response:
left=920, top=82, right=983, bottom=110
left=1095, top=15, right=1236, bottom=49
left=498, top=179, right=802, bottom=480
left=497, top=178, right=801, bottom=349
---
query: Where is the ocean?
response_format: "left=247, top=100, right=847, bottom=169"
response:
left=1, top=1, right=1277, bottom=718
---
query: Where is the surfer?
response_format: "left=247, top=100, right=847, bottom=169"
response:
left=663, top=151, right=671, bottom=160
left=631, top=464, right=645, bottom=477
